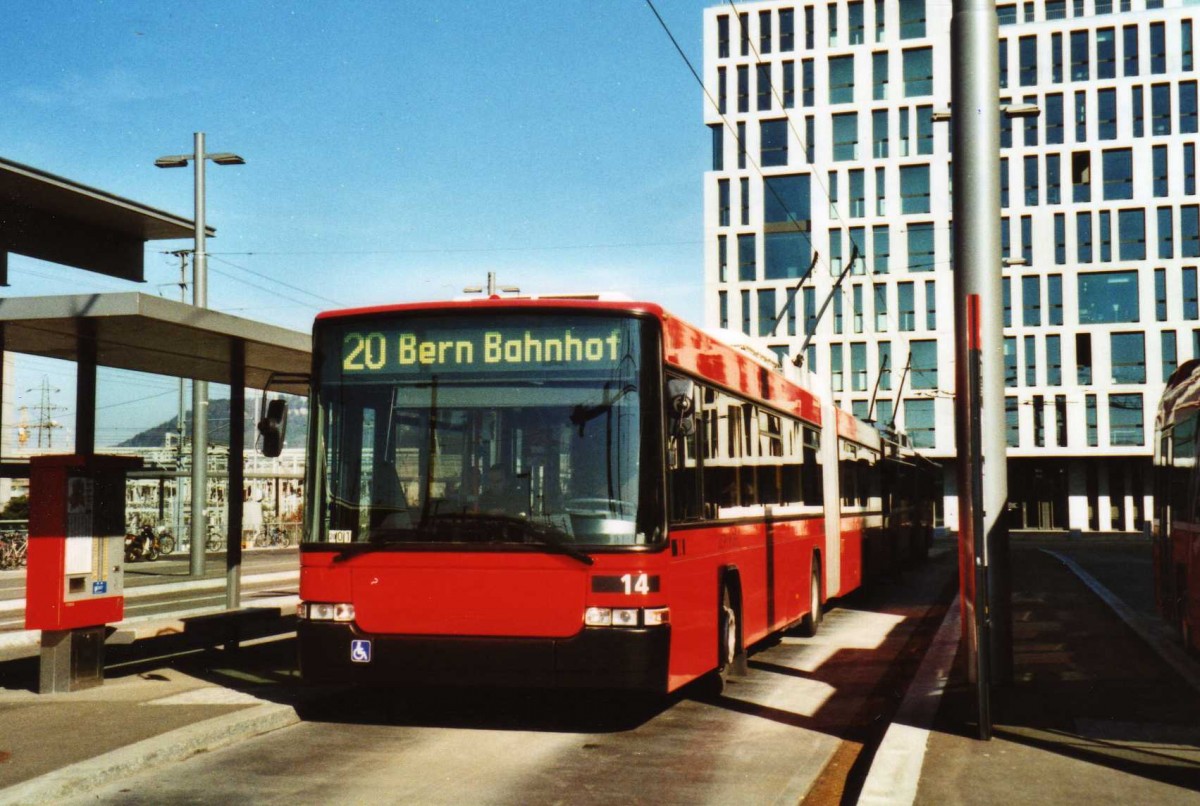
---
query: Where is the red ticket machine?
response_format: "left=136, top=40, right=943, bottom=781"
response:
left=25, top=454, right=141, bottom=692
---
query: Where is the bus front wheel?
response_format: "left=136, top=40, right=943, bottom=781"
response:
left=799, top=568, right=821, bottom=638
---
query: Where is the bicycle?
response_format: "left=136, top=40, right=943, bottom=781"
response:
left=0, top=531, right=27, bottom=570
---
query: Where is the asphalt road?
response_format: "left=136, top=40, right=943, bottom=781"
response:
left=62, top=548, right=959, bottom=806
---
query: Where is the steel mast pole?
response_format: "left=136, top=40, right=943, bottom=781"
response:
left=190, top=131, right=209, bottom=578
left=951, top=0, right=1012, bottom=740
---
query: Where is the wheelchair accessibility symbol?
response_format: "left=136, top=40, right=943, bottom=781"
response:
left=350, top=639, right=372, bottom=663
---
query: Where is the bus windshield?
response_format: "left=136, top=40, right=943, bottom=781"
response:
left=307, top=313, right=662, bottom=548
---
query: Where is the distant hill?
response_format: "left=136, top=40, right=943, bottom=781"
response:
left=118, top=397, right=308, bottom=450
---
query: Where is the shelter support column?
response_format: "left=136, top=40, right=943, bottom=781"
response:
left=226, top=340, right=244, bottom=613
left=76, top=321, right=97, bottom=456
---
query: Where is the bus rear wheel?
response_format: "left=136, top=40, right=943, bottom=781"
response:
left=799, top=568, right=821, bottom=637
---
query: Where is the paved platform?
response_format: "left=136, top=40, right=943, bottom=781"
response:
left=0, top=535, right=1197, bottom=805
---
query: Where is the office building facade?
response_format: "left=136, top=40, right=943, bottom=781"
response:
left=702, top=0, right=1198, bottom=531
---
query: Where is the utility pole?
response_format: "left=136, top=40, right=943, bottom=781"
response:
left=170, top=249, right=190, bottom=547
left=952, top=0, right=1011, bottom=741
left=25, top=377, right=64, bottom=449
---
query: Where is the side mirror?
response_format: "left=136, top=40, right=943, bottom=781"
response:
left=257, top=398, right=288, bottom=458
left=666, top=378, right=696, bottom=437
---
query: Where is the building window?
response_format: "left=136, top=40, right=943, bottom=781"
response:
left=1152, top=83, right=1172, bottom=136
left=1187, top=144, right=1197, bottom=195
left=1052, top=32, right=1064, bottom=82
left=833, top=113, right=859, bottom=161
left=757, top=64, right=773, bottom=111
left=850, top=171, right=866, bottom=218
left=1078, top=270, right=1139, bottom=323
left=1077, top=211, right=1093, bottom=263
left=739, top=12, right=750, bottom=56
left=1046, top=0, right=1066, bottom=19
left=1097, top=27, right=1116, bottom=79
left=1154, top=145, right=1169, bottom=197
left=899, top=282, right=915, bottom=330
left=783, top=62, right=795, bottom=108
left=761, top=119, right=789, bottom=167
left=758, top=289, right=777, bottom=338
left=1133, top=85, right=1145, bottom=137
left=1156, top=267, right=1168, bottom=320
left=1182, top=81, right=1199, bottom=134
left=718, top=235, right=728, bottom=282
left=717, top=68, right=727, bottom=114
left=1109, top=393, right=1144, bottom=446
left=851, top=341, right=868, bottom=390
left=831, top=343, right=844, bottom=391
left=737, top=66, right=749, bottom=113
left=1072, top=152, right=1091, bottom=203
left=878, top=341, right=893, bottom=389
left=907, top=222, right=934, bottom=271
left=803, top=59, right=815, bottom=107
left=780, top=9, right=795, bottom=51
left=853, top=283, right=865, bottom=332
left=805, top=6, right=814, bottom=49
left=925, top=279, right=936, bottom=330
left=828, top=3, right=840, bottom=46
left=1077, top=332, right=1092, bottom=384
left=910, top=340, right=938, bottom=389
left=759, top=10, right=773, bottom=54
left=1111, top=332, right=1146, bottom=384
left=917, top=106, right=934, bottom=155
left=1003, top=276, right=1013, bottom=327
left=899, top=0, right=926, bottom=38
left=1185, top=267, right=1199, bottom=319
left=1185, top=19, right=1195, bottom=71
left=719, top=291, right=728, bottom=328
left=1019, top=35, right=1037, bottom=86
left=738, top=234, right=756, bottom=281
left=1074, top=91, right=1087, bottom=142
left=874, top=283, right=889, bottom=331
left=849, top=1, right=865, bottom=44
left=1123, top=24, right=1139, bottom=76
left=829, top=56, right=855, bottom=104
left=1047, top=334, right=1062, bottom=385
left=718, top=179, right=730, bottom=227
left=902, top=47, right=933, bottom=97
left=1025, top=334, right=1037, bottom=385
left=900, top=165, right=931, bottom=214
left=1049, top=274, right=1064, bottom=325
left=741, top=178, right=750, bottom=225
left=1055, top=213, right=1067, bottom=264
left=1070, top=30, right=1089, bottom=81
left=1159, top=206, right=1174, bottom=260
left=1033, top=395, right=1045, bottom=447
left=737, top=122, right=747, bottom=169
left=1006, top=396, right=1020, bottom=447
left=1162, top=330, right=1178, bottom=381
left=804, top=287, right=817, bottom=334
left=741, top=289, right=751, bottom=335
left=1185, top=206, right=1200, bottom=258
left=717, top=15, right=730, bottom=59
left=904, top=398, right=935, bottom=448
left=1150, top=21, right=1166, bottom=74
left=1119, top=209, right=1146, bottom=261
left=1000, top=39, right=1010, bottom=90
left=1047, top=153, right=1062, bottom=205
left=874, top=0, right=887, bottom=42
left=1005, top=336, right=1018, bottom=387
left=1022, top=275, right=1041, bottom=326
left=873, top=52, right=889, bottom=102
left=873, top=225, right=890, bottom=273
left=872, top=110, right=889, bottom=158
left=1046, top=93, right=1064, bottom=144
left=1098, top=88, right=1118, bottom=140
left=1086, top=394, right=1098, bottom=447
left=1025, top=155, right=1039, bottom=206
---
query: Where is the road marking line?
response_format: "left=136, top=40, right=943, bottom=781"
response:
left=857, top=598, right=961, bottom=806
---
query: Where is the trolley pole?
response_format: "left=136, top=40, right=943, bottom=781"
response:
left=951, top=0, right=1012, bottom=740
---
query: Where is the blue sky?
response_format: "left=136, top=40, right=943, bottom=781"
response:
left=0, top=1, right=711, bottom=445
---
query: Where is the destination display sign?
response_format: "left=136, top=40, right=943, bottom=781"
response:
left=331, top=317, right=637, bottom=376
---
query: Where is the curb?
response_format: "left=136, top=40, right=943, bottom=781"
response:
left=0, top=701, right=300, bottom=805
left=1042, top=549, right=1200, bottom=697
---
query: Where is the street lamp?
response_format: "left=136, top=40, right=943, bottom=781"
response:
left=156, top=132, right=244, bottom=578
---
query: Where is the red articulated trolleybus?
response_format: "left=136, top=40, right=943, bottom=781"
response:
left=296, top=298, right=934, bottom=692
left=1154, top=358, right=1200, bottom=654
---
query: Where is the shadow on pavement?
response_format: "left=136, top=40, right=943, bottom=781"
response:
left=933, top=545, right=1200, bottom=794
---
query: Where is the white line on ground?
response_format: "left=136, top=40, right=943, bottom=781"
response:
left=857, top=598, right=961, bottom=806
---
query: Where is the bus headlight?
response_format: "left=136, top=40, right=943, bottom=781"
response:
left=299, top=602, right=356, bottom=622
left=583, top=606, right=670, bottom=628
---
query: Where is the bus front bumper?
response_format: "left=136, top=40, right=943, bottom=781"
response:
left=297, top=621, right=671, bottom=691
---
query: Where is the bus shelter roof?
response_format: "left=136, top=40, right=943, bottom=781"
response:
left=0, top=292, right=310, bottom=394
left=0, top=156, right=208, bottom=284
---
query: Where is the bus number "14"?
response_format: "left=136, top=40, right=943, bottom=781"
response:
left=621, top=573, right=651, bottom=595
